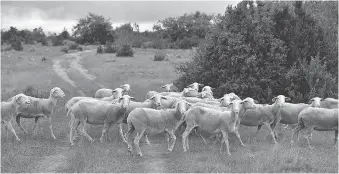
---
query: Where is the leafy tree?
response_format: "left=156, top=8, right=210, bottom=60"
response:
left=72, top=13, right=115, bottom=44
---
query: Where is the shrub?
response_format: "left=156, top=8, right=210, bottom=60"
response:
left=178, top=37, right=192, bottom=49
left=41, top=38, right=48, bottom=46
left=116, top=45, right=134, bottom=57
left=141, top=41, right=153, bottom=49
left=11, top=40, right=23, bottom=51
left=52, top=35, right=64, bottom=46
left=93, top=41, right=101, bottom=45
left=97, top=45, right=104, bottom=54
left=104, top=41, right=118, bottom=53
left=153, top=51, right=166, bottom=61
left=68, top=43, right=79, bottom=50
left=23, top=85, right=48, bottom=98
left=60, top=47, right=68, bottom=53
left=3, top=46, right=12, bottom=52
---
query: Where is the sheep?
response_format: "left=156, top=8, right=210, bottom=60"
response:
left=1, top=94, right=31, bottom=141
left=145, top=91, right=158, bottom=100
left=183, top=97, right=220, bottom=106
left=199, top=91, right=214, bottom=99
left=219, top=92, right=241, bottom=107
left=201, top=86, right=214, bottom=95
left=15, top=87, right=65, bottom=139
left=162, top=83, right=174, bottom=92
left=238, top=95, right=290, bottom=144
left=182, top=98, right=256, bottom=155
left=120, top=84, right=131, bottom=95
left=94, top=88, right=124, bottom=99
left=291, top=97, right=339, bottom=147
left=187, top=82, right=204, bottom=91
left=120, top=93, right=170, bottom=145
left=291, top=106, right=338, bottom=149
left=125, top=99, right=191, bottom=156
left=160, top=88, right=199, bottom=98
left=69, top=95, right=134, bottom=145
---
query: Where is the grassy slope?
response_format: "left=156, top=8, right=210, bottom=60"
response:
left=1, top=45, right=338, bottom=173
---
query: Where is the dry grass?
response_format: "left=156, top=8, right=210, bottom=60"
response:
left=1, top=44, right=337, bottom=173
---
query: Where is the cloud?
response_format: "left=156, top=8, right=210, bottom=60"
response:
left=1, top=1, right=239, bottom=33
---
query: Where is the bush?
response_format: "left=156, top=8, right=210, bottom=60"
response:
left=52, top=36, right=64, bottom=46
left=23, top=85, right=49, bottom=98
left=104, top=42, right=118, bottom=53
left=97, top=45, right=103, bottom=54
left=178, top=37, right=192, bottom=49
left=68, top=43, right=79, bottom=50
left=116, top=45, right=134, bottom=57
left=93, top=41, right=101, bottom=45
left=41, top=38, right=48, bottom=46
left=11, top=40, right=23, bottom=51
left=141, top=41, right=153, bottom=49
left=60, top=47, right=68, bottom=53
left=153, top=51, right=166, bottom=61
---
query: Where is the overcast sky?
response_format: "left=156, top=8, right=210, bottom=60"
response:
left=1, top=1, right=239, bottom=33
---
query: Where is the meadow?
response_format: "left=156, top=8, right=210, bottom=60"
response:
left=1, top=44, right=338, bottom=173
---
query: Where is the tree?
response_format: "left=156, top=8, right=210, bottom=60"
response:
left=72, top=12, right=115, bottom=44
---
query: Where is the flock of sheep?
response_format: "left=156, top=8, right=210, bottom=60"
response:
left=1, top=82, right=338, bottom=157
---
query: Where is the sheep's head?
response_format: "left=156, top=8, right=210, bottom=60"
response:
left=112, top=88, right=124, bottom=99
left=202, top=86, right=214, bottom=93
left=272, top=95, right=290, bottom=107
left=241, top=97, right=257, bottom=110
left=15, top=93, right=31, bottom=106
left=118, top=95, right=135, bottom=109
left=51, top=87, right=65, bottom=98
left=150, top=94, right=166, bottom=109
left=309, top=97, right=322, bottom=108
left=161, top=83, right=173, bottom=92
left=187, top=82, right=204, bottom=91
left=227, top=99, right=243, bottom=132
left=120, top=84, right=131, bottom=92
left=175, top=100, right=192, bottom=118
left=220, top=92, right=241, bottom=107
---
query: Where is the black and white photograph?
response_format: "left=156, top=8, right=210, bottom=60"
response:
left=1, top=0, right=338, bottom=173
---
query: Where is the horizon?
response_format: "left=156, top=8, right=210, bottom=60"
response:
left=1, top=1, right=239, bottom=34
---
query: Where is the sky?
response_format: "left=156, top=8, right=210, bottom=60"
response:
left=1, top=0, right=239, bottom=34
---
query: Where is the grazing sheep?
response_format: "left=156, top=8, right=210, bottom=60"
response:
left=15, top=87, right=65, bottom=139
left=125, top=100, right=191, bottom=156
left=187, top=82, right=204, bottom=91
left=120, top=84, right=131, bottom=95
left=69, top=95, right=134, bottom=145
left=1, top=94, right=31, bottom=141
left=182, top=98, right=256, bottom=155
left=162, top=83, right=174, bottom=92
left=239, top=95, right=290, bottom=144
left=291, top=106, right=338, bottom=149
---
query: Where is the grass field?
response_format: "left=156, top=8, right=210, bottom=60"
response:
left=1, top=44, right=338, bottom=173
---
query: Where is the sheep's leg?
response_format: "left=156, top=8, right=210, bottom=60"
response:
left=304, top=128, right=314, bottom=149
left=5, top=125, right=9, bottom=138
left=47, top=117, right=56, bottom=139
left=125, top=123, right=135, bottom=152
left=165, top=133, right=170, bottom=150
left=118, top=123, right=128, bottom=145
left=78, top=122, right=94, bottom=143
left=197, top=129, right=208, bottom=145
left=291, top=124, right=303, bottom=145
left=182, top=125, right=195, bottom=152
left=4, top=121, right=20, bottom=141
left=100, top=122, right=110, bottom=143
left=221, top=130, right=231, bottom=155
left=15, top=115, right=28, bottom=134
left=264, top=122, right=278, bottom=144
left=250, top=125, right=262, bottom=143
left=166, top=129, right=177, bottom=152
left=32, top=117, right=40, bottom=135
left=134, top=129, right=145, bottom=157
left=143, top=135, right=151, bottom=145
left=233, top=129, right=246, bottom=147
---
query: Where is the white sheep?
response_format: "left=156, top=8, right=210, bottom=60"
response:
left=1, top=94, right=31, bottom=141
left=120, top=84, right=131, bottom=95
left=198, top=91, right=214, bottom=99
left=162, top=83, right=174, bottom=92
left=182, top=98, right=256, bottom=155
left=238, top=95, right=290, bottom=144
left=69, top=95, right=134, bottom=145
left=291, top=97, right=339, bottom=148
left=125, top=99, right=191, bottom=156
left=94, top=88, right=124, bottom=99
left=201, top=86, right=214, bottom=95
left=15, top=87, right=65, bottom=139
left=187, top=82, right=204, bottom=91
left=159, top=88, right=199, bottom=98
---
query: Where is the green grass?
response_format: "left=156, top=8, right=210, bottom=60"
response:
left=1, top=44, right=337, bottom=173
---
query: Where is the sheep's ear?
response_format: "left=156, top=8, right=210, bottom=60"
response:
left=161, top=96, right=168, bottom=99
left=161, top=86, right=165, bottom=88
left=272, top=97, right=277, bottom=102
left=150, top=96, right=155, bottom=100
left=129, top=97, right=136, bottom=101
left=15, top=96, right=22, bottom=103
left=219, top=97, right=224, bottom=102
left=320, top=98, right=325, bottom=101
left=285, top=97, right=291, bottom=101
left=308, top=98, right=314, bottom=104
